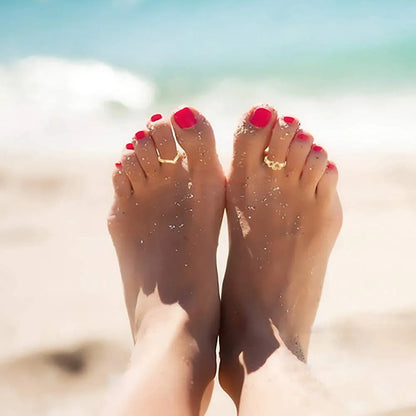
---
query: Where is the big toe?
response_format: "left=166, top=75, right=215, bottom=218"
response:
left=232, top=105, right=277, bottom=172
left=171, top=107, right=221, bottom=173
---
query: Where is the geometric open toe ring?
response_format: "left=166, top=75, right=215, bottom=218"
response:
left=157, top=151, right=181, bottom=165
left=264, top=154, right=287, bottom=171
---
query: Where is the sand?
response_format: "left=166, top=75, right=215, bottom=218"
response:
left=0, top=150, right=415, bottom=415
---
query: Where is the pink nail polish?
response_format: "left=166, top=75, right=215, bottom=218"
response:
left=311, top=144, right=323, bottom=152
left=115, top=162, right=122, bottom=168
left=327, top=162, right=336, bottom=170
left=283, top=116, right=295, bottom=124
left=126, top=143, right=134, bottom=150
left=297, top=132, right=309, bottom=140
left=174, top=107, right=197, bottom=129
left=249, top=107, right=272, bottom=127
left=150, top=113, right=162, bottom=122
left=135, top=130, right=146, bottom=140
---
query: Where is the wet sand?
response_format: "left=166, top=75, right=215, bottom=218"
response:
left=0, top=151, right=415, bottom=415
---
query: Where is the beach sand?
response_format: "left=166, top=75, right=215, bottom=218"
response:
left=0, top=151, right=415, bottom=415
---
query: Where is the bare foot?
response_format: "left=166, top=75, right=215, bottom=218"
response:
left=107, top=107, right=225, bottom=410
left=219, top=105, right=342, bottom=402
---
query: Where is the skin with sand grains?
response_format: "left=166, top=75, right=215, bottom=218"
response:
left=105, top=105, right=344, bottom=416
left=219, top=105, right=342, bottom=404
left=107, top=107, right=225, bottom=415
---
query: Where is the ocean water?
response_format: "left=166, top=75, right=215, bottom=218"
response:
left=1, top=0, right=415, bottom=158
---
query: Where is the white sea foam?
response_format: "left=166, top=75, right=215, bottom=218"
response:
left=0, top=56, right=155, bottom=112
left=1, top=57, right=415, bottom=158
left=0, top=57, right=156, bottom=154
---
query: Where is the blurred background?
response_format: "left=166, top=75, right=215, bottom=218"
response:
left=0, top=1, right=415, bottom=415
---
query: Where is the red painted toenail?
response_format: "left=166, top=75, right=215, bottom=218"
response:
left=249, top=107, right=272, bottom=127
left=125, top=143, right=134, bottom=150
left=327, top=162, right=336, bottom=170
left=297, top=132, right=309, bottom=140
left=115, top=162, right=122, bottom=168
left=312, top=144, right=323, bottom=152
left=283, top=116, right=295, bottom=124
left=174, top=107, right=197, bottom=129
left=150, top=113, right=162, bottom=122
left=135, top=130, right=146, bottom=140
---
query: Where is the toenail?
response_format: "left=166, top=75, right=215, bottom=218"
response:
left=283, top=116, right=295, bottom=124
left=115, top=162, right=122, bottom=168
left=174, top=107, right=197, bottom=129
left=126, top=143, right=134, bottom=150
left=311, top=144, right=323, bottom=152
left=249, top=107, right=272, bottom=127
left=135, top=130, right=146, bottom=140
left=297, top=132, right=309, bottom=140
left=150, top=113, right=162, bottom=122
left=327, top=162, right=336, bottom=170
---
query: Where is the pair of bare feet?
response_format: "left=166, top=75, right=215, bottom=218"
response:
left=107, top=105, right=342, bottom=415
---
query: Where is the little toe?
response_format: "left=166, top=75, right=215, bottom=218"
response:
left=301, top=144, right=328, bottom=190
left=133, top=130, right=160, bottom=178
left=120, top=146, right=145, bottom=193
left=317, top=162, right=339, bottom=200
left=285, top=130, right=314, bottom=179
left=232, top=105, right=277, bottom=171
left=147, top=114, right=179, bottom=167
left=267, top=116, right=300, bottom=168
left=171, top=106, right=220, bottom=172
left=112, top=162, right=133, bottom=198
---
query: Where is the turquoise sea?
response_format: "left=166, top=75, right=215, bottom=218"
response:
left=1, top=0, right=415, bottom=156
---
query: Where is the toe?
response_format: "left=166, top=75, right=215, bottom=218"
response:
left=133, top=130, right=160, bottom=178
left=112, top=162, right=133, bottom=198
left=267, top=116, right=300, bottom=167
left=121, top=146, right=145, bottom=193
left=317, top=162, right=338, bottom=199
left=232, top=105, right=277, bottom=171
left=147, top=114, right=178, bottom=167
left=285, top=130, right=313, bottom=179
left=171, top=106, right=220, bottom=172
left=300, top=144, right=328, bottom=190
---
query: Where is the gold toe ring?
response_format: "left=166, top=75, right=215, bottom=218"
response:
left=264, top=155, right=287, bottom=171
left=158, top=152, right=181, bottom=165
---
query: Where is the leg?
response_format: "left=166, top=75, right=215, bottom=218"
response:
left=236, top=326, right=347, bottom=415
left=105, top=108, right=225, bottom=416
left=220, top=106, right=346, bottom=414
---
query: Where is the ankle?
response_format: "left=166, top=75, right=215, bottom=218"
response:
left=219, top=309, right=312, bottom=402
left=219, top=311, right=277, bottom=403
left=133, top=301, right=218, bottom=375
